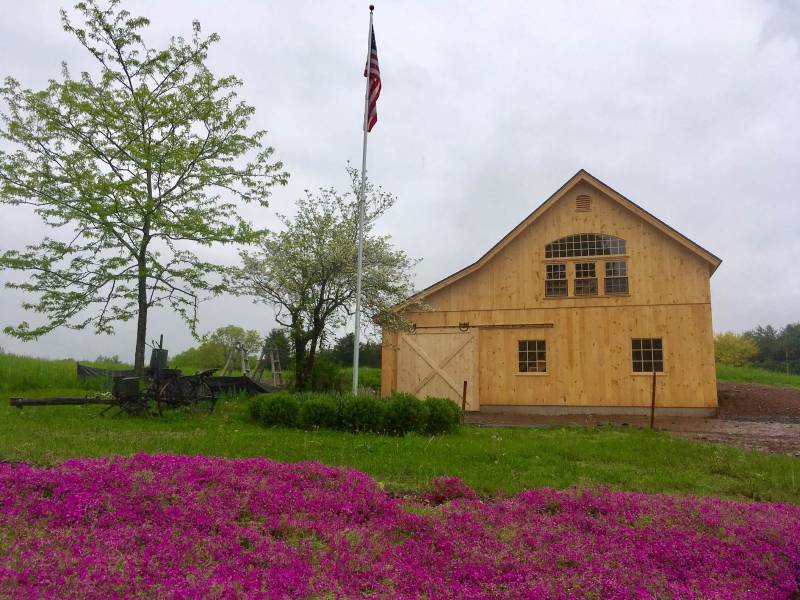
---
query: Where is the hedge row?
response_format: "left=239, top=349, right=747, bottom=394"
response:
left=248, top=391, right=462, bottom=436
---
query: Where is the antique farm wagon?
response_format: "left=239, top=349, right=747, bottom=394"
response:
left=381, top=170, right=722, bottom=416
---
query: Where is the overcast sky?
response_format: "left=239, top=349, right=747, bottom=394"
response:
left=1, top=0, right=798, bottom=360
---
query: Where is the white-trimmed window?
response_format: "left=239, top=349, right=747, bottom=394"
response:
left=632, top=338, right=663, bottom=372
left=519, top=340, right=547, bottom=373
left=545, top=264, right=567, bottom=297
left=605, top=261, right=628, bottom=294
left=545, top=233, right=626, bottom=258
left=574, top=262, right=597, bottom=296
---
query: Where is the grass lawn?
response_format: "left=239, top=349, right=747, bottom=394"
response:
left=2, top=387, right=799, bottom=503
left=716, top=363, right=800, bottom=389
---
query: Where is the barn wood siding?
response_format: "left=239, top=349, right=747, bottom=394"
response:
left=382, top=178, right=718, bottom=411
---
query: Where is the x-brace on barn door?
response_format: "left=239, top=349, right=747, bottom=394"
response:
left=396, top=329, right=479, bottom=411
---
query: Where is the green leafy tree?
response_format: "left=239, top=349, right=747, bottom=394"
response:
left=170, top=341, right=226, bottom=371
left=744, top=325, right=781, bottom=363
left=330, top=332, right=381, bottom=368
left=0, top=1, right=287, bottom=373
left=744, top=323, right=800, bottom=374
left=714, top=332, right=758, bottom=367
left=172, top=324, right=261, bottom=371
left=228, top=168, right=417, bottom=390
left=94, top=354, right=122, bottom=365
left=209, top=324, right=262, bottom=369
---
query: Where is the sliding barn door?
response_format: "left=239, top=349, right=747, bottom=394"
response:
left=397, top=330, right=479, bottom=411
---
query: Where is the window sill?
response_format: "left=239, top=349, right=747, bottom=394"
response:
left=542, top=294, right=631, bottom=300
left=631, top=372, right=667, bottom=376
left=544, top=255, right=630, bottom=262
left=516, top=372, right=549, bottom=377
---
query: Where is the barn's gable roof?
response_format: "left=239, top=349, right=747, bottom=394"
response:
left=402, top=169, right=722, bottom=306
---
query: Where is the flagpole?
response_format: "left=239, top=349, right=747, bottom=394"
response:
left=353, top=5, right=374, bottom=395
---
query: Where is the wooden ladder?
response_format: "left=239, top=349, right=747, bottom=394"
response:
left=268, top=349, right=283, bottom=387
left=252, top=344, right=283, bottom=387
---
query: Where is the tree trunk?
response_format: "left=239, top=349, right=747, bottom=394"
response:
left=306, top=333, right=320, bottom=390
left=134, top=261, right=148, bottom=376
left=294, top=336, right=309, bottom=391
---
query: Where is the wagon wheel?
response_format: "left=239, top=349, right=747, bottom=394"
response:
left=175, top=377, right=214, bottom=414
left=155, top=378, right=182, bottom=416
left=195, top=379, right=217, bottom=414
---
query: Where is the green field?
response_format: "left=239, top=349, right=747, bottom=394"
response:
left=2, top=354, right=799, bottom=503
left=0, top=353, right=381, bottom=393
left=716, top=363, right=800, bottom=389
left=4, top=351, right=797, bottom=394
left=1, top=389, right=797, bottom=503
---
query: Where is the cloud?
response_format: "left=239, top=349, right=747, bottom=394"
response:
left=1, top=0, right=798, bottom=359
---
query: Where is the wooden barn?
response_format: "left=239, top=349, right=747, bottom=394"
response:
left=381, top=170, right=722, bottom=416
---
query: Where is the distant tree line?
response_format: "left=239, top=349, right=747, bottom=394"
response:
left=318, top=333, right=381, bottom=369
left=171, top=325, right=380, bottom=374
left=715, top=322, right=800, bottom=374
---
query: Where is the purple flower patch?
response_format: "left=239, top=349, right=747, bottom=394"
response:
left=0, top=454, right=798, bottom=598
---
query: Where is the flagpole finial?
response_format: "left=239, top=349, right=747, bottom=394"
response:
left=369, top=5, right=374, bottom=11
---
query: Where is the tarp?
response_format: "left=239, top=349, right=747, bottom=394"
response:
left=77, top=364, right=136, bottom=380
left=206, top=376, right=276, bottom=395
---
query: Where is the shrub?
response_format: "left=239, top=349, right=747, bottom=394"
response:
left=298, top=393, right=340, bottom=430
left=423, top=397, right=462, bottom=435
left=249, top=392, right=299, bottom=427
left=310, top=357, right=347, bottom=392
left=339, top=395, right=386, bottom=433
left=248, top=396, right=264, bottom=422
left=248, top=390, right=460, bottom=437
left=384, top=392, right=428, bottom=435
left=715, top=332, right=759, bottom=367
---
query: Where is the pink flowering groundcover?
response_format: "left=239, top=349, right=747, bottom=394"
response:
left=1, top=454, right=798, bottom=599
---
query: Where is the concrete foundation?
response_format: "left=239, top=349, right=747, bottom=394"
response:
left=476, top=404, right=718, bottom=417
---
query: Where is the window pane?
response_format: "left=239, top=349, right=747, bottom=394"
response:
left=605, top=261, right=627, bottom=277
left=605, top=276, right=628, bottom=294
left=546, top=264, right=566, bottom=279
left=545, top=280, right=567, bottom=297
left=545, top=234, right=626, bottom=258
left=575, top=278, right=597, bottom=296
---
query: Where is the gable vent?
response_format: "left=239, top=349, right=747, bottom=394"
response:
left=575, top=195, right=592, bottom=212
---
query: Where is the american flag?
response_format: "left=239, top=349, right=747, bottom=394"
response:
left=363, top=24, right=381, bottom=132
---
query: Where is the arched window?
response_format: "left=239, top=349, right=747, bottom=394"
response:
left=544, top=234, right=626, bottom=259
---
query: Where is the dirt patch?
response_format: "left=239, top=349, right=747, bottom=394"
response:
left=465, top=382, right=800, bottom=456
left=717, top=382, right=800, bottom=422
